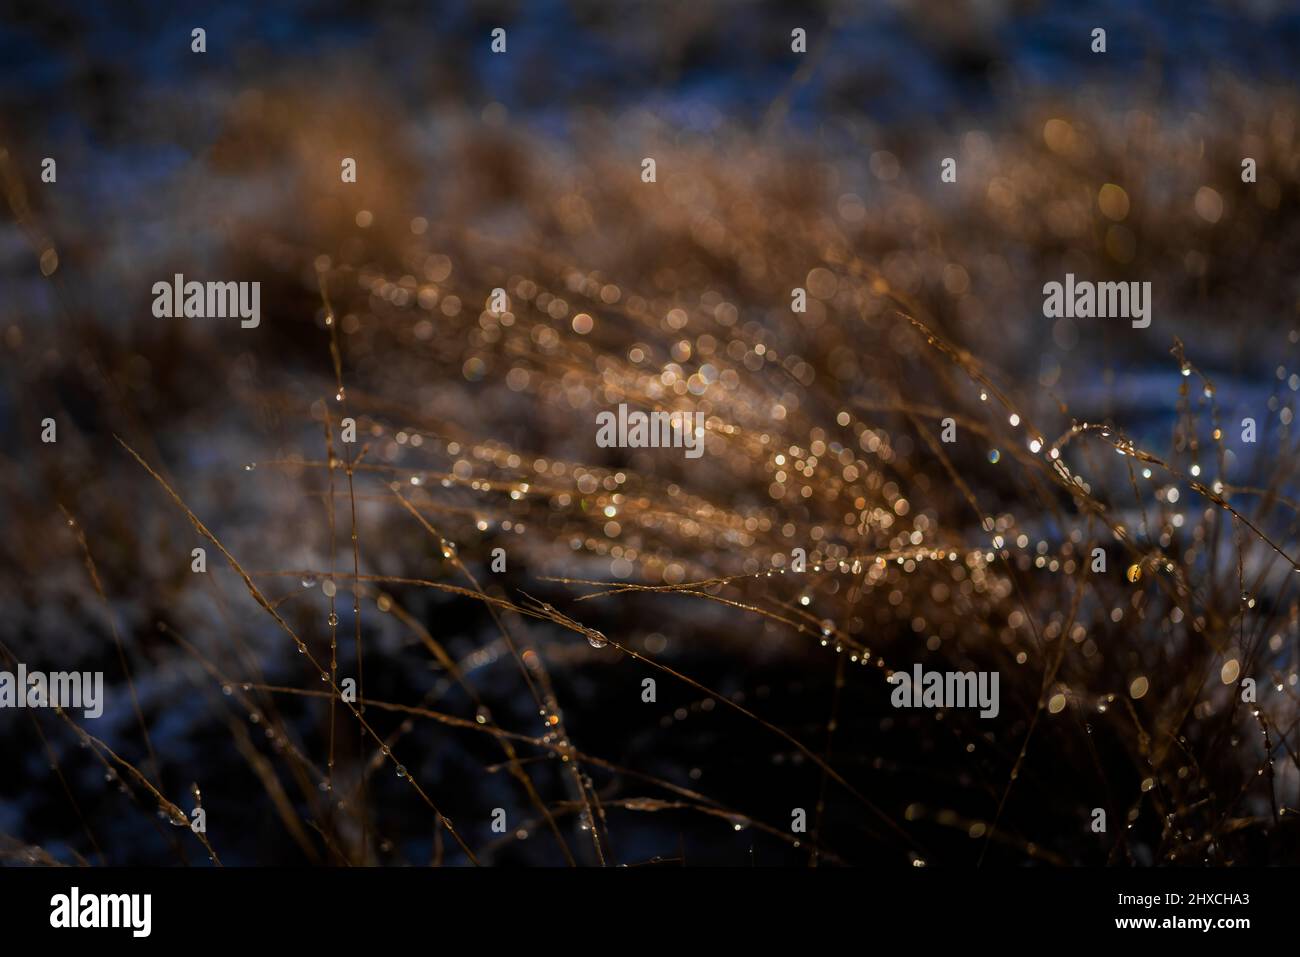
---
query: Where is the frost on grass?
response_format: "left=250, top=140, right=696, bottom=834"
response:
left=2, top=78, right=1300, bottom=866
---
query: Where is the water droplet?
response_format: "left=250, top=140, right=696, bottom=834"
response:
left=988, top=449, right=1001, bottom=464
left=327, top=612, right=339, bottom=626
left=395, top=765, right=407, bottom=778
left=475, top=706, right=491, bottom=725
left=586, top=630, right=608, bottom=649
left=335, top=388, right=345, bottom=402
left=301, top=575, right=317, bottom=589
left=243, top=462, right=256, bottom=472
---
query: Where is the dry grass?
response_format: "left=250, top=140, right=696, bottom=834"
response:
left=2, top=73, right=1300, bottom=866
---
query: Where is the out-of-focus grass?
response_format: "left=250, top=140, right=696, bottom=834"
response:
left=2, top=60, right=1300, bottom=866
